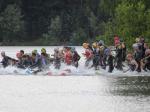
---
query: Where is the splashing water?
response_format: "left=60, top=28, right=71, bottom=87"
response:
left=0, top=46, right=149, bottom=76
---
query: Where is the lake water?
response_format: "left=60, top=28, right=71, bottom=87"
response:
left=0, top=46, right=150, bottom=112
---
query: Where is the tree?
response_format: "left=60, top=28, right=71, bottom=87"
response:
left=42, top=16, right=61, bottom=45
left=101, top=1, right=147, bottom=47
left=0, top=4, right=24, bottom=44
left=70, top=28, right=87, bottom=45
left=115, top=1, right=146, bottom=45
left=0, top=0, right=149, bottom=46
left=145, top=9, right=150, bottom=42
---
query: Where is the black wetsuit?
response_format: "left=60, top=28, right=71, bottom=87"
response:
left=102, top=54, right=107, bottom=69
left=30, top=56, right=42, bottom=70
left=129, top=64, right=136, bottom=71
left=122, top=46, right=126, bottom=62
left=1, top=56, right=12, bottom=68
left=72, top=51, right=80, bottom=68
left=134, top=50, right=142, bottom=72
left=140, top=43, right=146, bottom=59
left=54, top=57, right=61, bottom=69
left=115, top=47, right=123, bottom=70
left=107, top=55, right=114, bottom=73
left=23, top=60, right=32, bottom=68
left=92, top=48, right=100, bottom=70
left=17, top=59, right=32, bottom=69
left=102, top=47, right=109, bottom=69
left=143, top=56, right=150, bottom=71
left=53, top=52, right=61, bottom=69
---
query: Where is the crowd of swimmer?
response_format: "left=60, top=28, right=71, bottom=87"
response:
left=82, top=36, right=150, bottom=73
left=1, top=36, right=150, bottom=73
left=0, top=47, right=81, bottom=73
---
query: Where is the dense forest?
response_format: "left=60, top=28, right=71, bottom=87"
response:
left=0, top=0, right=150, bottom=46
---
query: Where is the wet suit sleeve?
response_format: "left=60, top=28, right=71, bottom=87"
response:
left=76, top=52, right=81, bottom=61
left=41, top=58, right=46, bottom=66
left=1, top=56, right=12, bottom=67
left=30, top=56, right=40, bottom=68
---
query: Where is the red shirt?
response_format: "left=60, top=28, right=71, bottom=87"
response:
left=64, top=51, right=72, bottom=65
left=84, top=49, right=93, bottom=59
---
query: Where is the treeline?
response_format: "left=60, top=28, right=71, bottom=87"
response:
left=0, top=0, right=150, bottom=46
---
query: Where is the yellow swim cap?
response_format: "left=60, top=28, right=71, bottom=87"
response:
left=92, top=42, right=97, bottom=48
left=100, top=46, right=104, bottom=51
left=135, top=38, right=140, bottom=43
left=41, top=48, right=46, bottom=53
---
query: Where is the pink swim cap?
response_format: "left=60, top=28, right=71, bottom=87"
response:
left=16, top=52, right=21, bottom=58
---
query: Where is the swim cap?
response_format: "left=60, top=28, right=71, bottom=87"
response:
left=1, top=51, right=5, bottom=56
left=54, top=48, right=59, bottom=52
left=135, top=38, right=140, bottom=43
left=92, top=42, right=97, bottom=48
left=132, top=43, right=139, bottom=50
left=98, top=40, right=104, bottom=46
left=41, top=48, right=46, bottom=53
left=114, top=36, right=120, bottom=41
left=100, top=46, right=104, bottom=51
left=20, top=50, right=24, bottom=54
left=32, top=50, right=37, bottom=54
left=16, top=52, right=21, bottom=58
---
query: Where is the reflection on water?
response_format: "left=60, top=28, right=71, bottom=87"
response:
left=108, top=76, right=150, bottom=96
left=95, top=75, right=150, bottom=112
